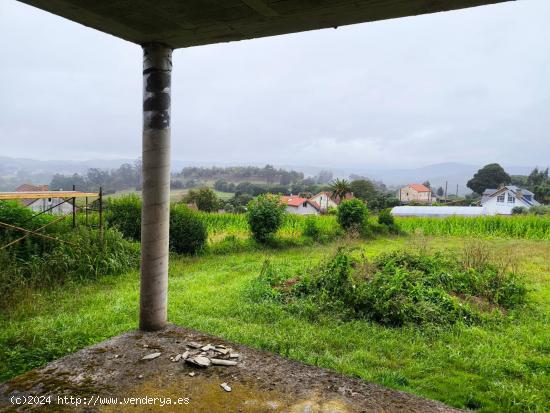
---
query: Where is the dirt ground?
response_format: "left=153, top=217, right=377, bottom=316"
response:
left=0, top=325, right=462, bottom=412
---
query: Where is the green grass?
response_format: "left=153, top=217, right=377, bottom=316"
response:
left=1, top=236, right=548, bottom=412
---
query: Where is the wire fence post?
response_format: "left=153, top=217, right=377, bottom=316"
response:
left=99, top=187, right=103, bottom=243
left=72, top=184, right=76, bottom=228
left=85, top=197, right=89, bottom=227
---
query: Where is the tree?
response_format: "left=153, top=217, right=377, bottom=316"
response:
left=182, top=188, right=220, bottom=212
left=316, top=170, right=333, bottom=184
left=422, top=180, right=431, bottom=189
left=350, top=179, right=378, bottom=203
left=467, top=163, right=511, bottom=195
left=436, top=186, right=444, bottom=197
left=330, top=178, right=351, bottom=201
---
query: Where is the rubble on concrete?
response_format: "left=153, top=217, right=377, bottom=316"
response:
left=220, top=382, right=232, bottom=392
left=186, top=355, right=211, bottom=368
left=211, top=359, right=238, bottom=366
left=141, top=352, right=161, bottom=360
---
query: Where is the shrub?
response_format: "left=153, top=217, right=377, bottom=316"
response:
left=105, top=194, right=141, bottom=240
left=182, top=188, right=220, bottom=212
left=169, top=204, right=207, bottom=254
left=336, top=199, right=368, bottom=231
left=512, top=206, right=527, bottom=215
left=247, top=248, right=528, bottom=326
left=378, top=209, right=395, bottom=226
left=247, top=194, right=286, bottom=243
left=303, top=216, right=320, bottom=239
left=529, top=205, right=550, bottom=216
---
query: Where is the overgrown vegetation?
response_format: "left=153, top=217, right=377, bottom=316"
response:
left=2, top=238, right=547, bottom=412
left=247, top=244, right=527, bottom=326
left=0, top=227, right=139, bottom=309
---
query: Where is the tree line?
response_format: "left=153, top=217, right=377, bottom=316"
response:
left=49, top=161, right=142, bottom=193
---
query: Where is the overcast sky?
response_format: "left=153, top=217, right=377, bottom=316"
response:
left=0, top=0, right=549, bottom=170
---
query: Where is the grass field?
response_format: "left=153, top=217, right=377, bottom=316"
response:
left=1, top=236, right=548, bottom=412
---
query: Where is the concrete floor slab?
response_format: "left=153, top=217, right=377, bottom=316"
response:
left=0, top=325, right=462, bottom=412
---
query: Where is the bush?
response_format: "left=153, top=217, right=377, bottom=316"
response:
left=512, top=206, right=527, bottom=215
left=247, top=194, right=286, bottom=243
left=169, top=204, right=207, bottom=254
left=303, top=216, right=320, bottom=239
left=378, top=209, right=395, bottom=226
left=105, top=194, right=141, bottom=240
left=247, top=248, right=528, bottom=326
left=336, top=199, right=368, bottom=231
left=529, top=205, right=550, bottom=216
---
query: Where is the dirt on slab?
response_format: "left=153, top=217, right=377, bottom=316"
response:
left=0, top=324, right=463, bottom=412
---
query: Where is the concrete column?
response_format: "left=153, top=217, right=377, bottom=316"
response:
left=140, top=43, right=172, bottom=331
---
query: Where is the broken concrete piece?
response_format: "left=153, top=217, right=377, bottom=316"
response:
left=173, top=354, right=182, bottom=362
left=214, top=347, right=230, bottom=355
left=141, top=352, right=161, bottom=360
left=211, top=359, right=238, bottom=366
left=201, top=344, right=215, bottom=351
left=187, top=341, right=202, bottom=349
left=188, top=372, right=196, bottom=377
left=229, top=353, right=240, bottom=359
left=220, top=382, right=232, bottom=392
left=186, top=356, right=211, bottom=368
left=181, top=350, right=189, bottom=359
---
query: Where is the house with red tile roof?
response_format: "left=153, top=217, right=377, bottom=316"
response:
left=397, top=184, right=435, bottom=204
left=280, top=195, right=320, bottom=215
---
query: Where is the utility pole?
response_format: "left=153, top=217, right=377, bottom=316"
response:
left=444, top=181, right=448, bottom=203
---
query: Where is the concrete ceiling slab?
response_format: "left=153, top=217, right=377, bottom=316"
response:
left=18, top=0, right=512, bottom=48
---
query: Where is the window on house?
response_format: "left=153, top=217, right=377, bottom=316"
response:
left=303, top=202, right=307, bottom=207
left=524, top=195, right=532, bottom=201
left=497, top=195, right=505, bottom=203
left=508, top=195, right=515, bottom=203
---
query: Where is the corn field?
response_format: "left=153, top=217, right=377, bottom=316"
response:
left=395, top=215, right=550, bottom=240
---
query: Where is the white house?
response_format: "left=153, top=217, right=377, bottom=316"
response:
left=481, top=186, right=540, bottom=215
left=309, top=191, right=353, bottom=213
left=391, top=186, right=540, bottom=217
left=280, top=196, right=320, bottom=215
left=15, top=184, right=74, bottom=215
left=309, top=192, right=337, bottom=212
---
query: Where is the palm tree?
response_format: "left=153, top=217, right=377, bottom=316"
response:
left=329, top=178, right=351, bottom=201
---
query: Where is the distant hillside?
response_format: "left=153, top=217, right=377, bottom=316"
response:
left=0, top=156, right=538, bottom=195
